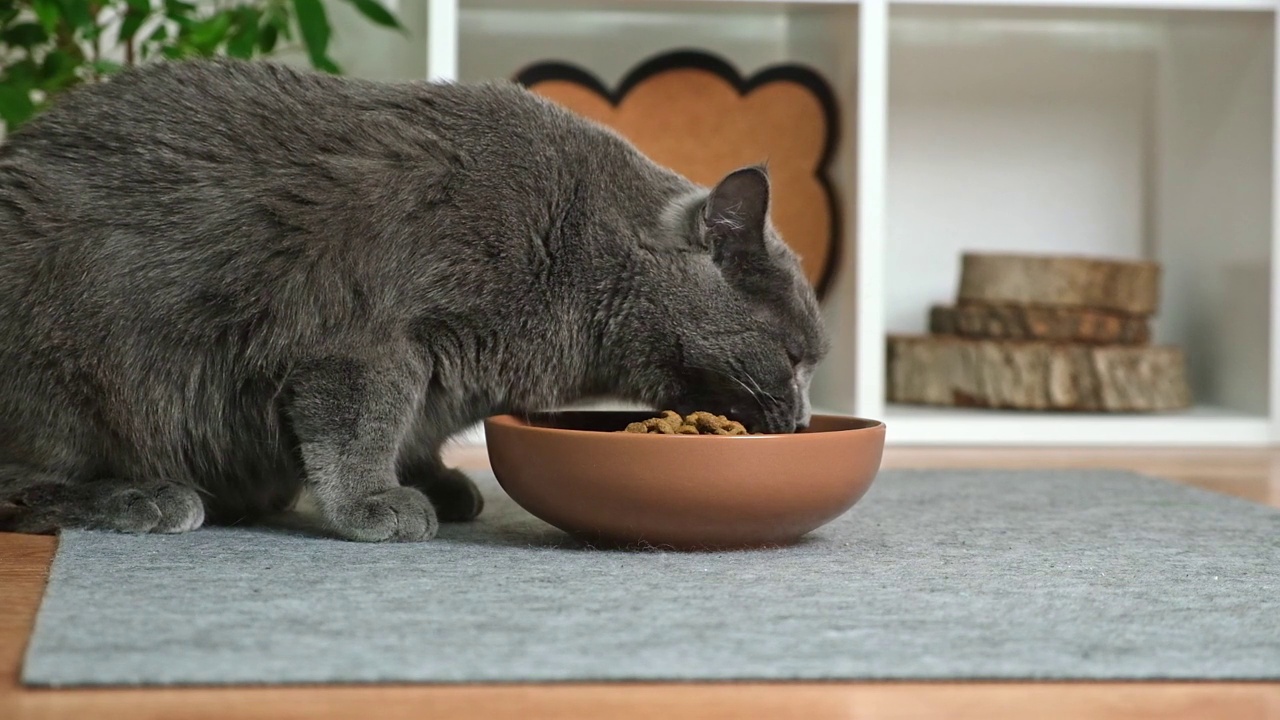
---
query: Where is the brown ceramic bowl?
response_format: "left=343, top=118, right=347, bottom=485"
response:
left=482, top=411, right=886, bottom=550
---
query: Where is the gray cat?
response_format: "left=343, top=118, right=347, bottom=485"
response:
left=0, top=58, right=828, bottom=541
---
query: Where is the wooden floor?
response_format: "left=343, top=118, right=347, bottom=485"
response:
left=2, top=446, right=1278, bottom=720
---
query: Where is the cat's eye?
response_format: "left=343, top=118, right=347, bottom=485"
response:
left=786, top=348, right=804, bottom=368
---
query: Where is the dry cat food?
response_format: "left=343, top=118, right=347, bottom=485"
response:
left=620, top=410, right=751, bottom=436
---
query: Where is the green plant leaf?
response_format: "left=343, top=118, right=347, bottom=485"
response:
left=0, top=82, right=37, bottom=129
left=292, top=0, right=338, bottom=73
left=162, top=0, right=198, bottom=37
left=2, top=22, right=49, bottom=48
left=342, top=0, right=401, bottom=31
left=314, top=55, right=339, bottom=73
left=119, top=7, right=147, bottom=41
left=264, top=0, right=292, bottom=41
left=257, top=21, right=277, bottom=52
left=91, top=59, right=123, bottom=75
left=187, top=11, right=232, bottom=53
left=31, top=0, right=59, bottom=34
left=163, top=0, right=197, bottom=15
left=125, top=0, right=151, bottom=11
left=56, top=0, right=94, bottom=32
left=40, top=50, right=80, bottom=91
left=226, top=7, right=260, bottom=59
left=160, top=43, right=195, bottom=60
left=4, top=58, right=39, bottom=86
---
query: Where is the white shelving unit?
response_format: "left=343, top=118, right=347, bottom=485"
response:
left=339, top=0, right=1280, bottom=447
left=880, top=3, right=1278, bottom=446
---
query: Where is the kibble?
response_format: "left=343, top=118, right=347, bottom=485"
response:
left=620, top=410, right=750, bottom=436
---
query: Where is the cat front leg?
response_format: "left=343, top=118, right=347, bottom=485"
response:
left=399, top=454, right=484, bottom=522
left=287, top=355, right=437, bottom=542
left=397, top=415, right=484, bottom=522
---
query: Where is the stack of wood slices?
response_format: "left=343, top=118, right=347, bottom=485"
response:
left=887, top=253, right=1193, bottom=412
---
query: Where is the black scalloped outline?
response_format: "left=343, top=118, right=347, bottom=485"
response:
left=514, top=48, right=842, bottom=301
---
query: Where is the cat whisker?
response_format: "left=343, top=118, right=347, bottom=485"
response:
left=738, top=368, right=783, bottom=403
left=684, top=364, right=770, bottom=411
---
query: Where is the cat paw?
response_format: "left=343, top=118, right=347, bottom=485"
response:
left=101, top=487, right=166, bottom=533
left=406, top=466, right=484, bottom=523
left=9, top=479, right=205, bottom=535
left=146, top=483, right=206, bottom=533
left=328, top=486, right=438, bottom=542
left=99, top=482, right=206, bottom=534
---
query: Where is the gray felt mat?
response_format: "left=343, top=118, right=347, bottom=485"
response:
left=21, top=469, right=1280, bottom=687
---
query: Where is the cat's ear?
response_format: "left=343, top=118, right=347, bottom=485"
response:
left=702, top=166, right=770, bottom=263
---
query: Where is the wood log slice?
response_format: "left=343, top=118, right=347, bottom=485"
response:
left=886, top=335, right=1191, bottom=412
left=929, top=303, right=1150, bottom=345
left=958, top=253, right=1161, bottom=315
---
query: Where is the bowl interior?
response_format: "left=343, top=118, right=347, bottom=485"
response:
left=512, top=410, right=882, bottom=435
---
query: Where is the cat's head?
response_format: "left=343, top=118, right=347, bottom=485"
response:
left=607, top=165, right=830, bottom=434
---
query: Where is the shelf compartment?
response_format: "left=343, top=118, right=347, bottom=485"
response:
left=457, top=0, right=861, bottom=87
left=877, top=4, right=1274, bottom=441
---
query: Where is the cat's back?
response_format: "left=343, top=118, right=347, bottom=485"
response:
left=0, top=58, right=680, bottom=299
left=1, top=58, right=643, bottom=218
left=8, top=58, right=609, bottom=172
left=6, top=59, right=430, bottom=178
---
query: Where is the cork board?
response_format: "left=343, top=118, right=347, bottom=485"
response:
left=515, top=50, right=842, bottom=299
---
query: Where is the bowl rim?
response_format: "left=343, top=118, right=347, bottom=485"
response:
left=483, top=411, right=886, bottom=440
